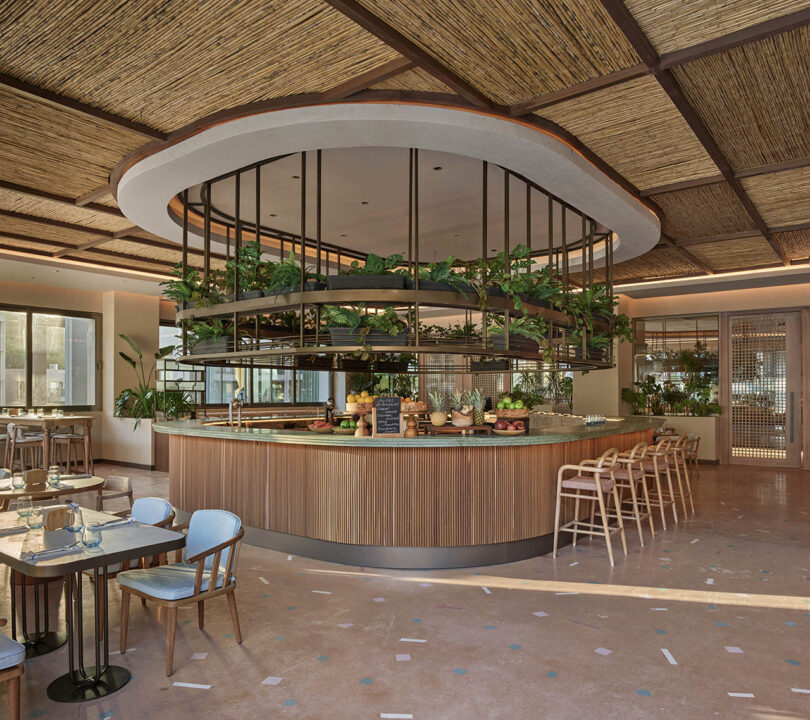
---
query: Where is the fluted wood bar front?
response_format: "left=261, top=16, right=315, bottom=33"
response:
left=157, top=419, right=655, bottom=568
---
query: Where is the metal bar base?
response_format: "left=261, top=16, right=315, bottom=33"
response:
left=10, top=570, right=68, bottom=657
left=47, top=666, right=131, bottom=703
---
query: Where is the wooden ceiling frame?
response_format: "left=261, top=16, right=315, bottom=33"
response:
left=0, top=179, right=125, bottom=218
left=659, top=235, right=714, bottom=275
left=597, top=0, right=789, bottom=266
left=322, top=0, right=498, bottom=110
left=676, top=221, right=810, bottom=248
left=322, top=56, right=414, bottom=100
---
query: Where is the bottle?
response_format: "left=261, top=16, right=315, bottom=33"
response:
left=66, top=502, right=84, bottom=533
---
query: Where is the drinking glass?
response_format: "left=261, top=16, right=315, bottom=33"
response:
left=11, top=473, right=25, bottom=489
left=81, top=523, right=102, bottom=548
left=26, top=508, right=44, bottom=529
left=36, top=408, right=44, bottom=417
left=47, top=465, right=61, bottom=487
left=66, top=505, right=84, bottom=533
left=16, top=496, right=33, bottom=518
left=1, top=408, right=7, bottom=415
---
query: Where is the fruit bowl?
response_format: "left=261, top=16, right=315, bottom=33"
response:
left=492, top=428, right=526, bottom=436
left=308, top=424, right=334, bottom=433
left=346, top=402, right=374, bottom=413
left=333, top=427, right=356, bottom=435
left=495, top=408, right=530, bottom=418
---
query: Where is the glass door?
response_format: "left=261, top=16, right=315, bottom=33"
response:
left=727, top=312, right=801, bottom=467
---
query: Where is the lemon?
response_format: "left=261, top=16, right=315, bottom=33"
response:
left=347, top=394, right=356, bottom=403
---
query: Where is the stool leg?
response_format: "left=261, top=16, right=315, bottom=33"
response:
left=552, top=473, right=563, bottom=558
left=612, top=482, right=628, bottom=556
left=595, top=483, right=614, bottom=567
left=627, top=472, right=644, bottom=546
left=673, top=457, right=688, bottom=519
left=663, top=465, right=678, bottom=524
left=639, top=468, right=656, bottom=538
left=572, top=489, right=581, bottom=547
left=681, top=456, right=695, bottom=515
left=652, top=465, right=667, bottom=530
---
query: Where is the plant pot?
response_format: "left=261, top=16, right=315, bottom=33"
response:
left=430, top=411, right=448, bottom=426
left=365, top=331, right=408, bottom=347
left=338, top=358, right=370, bottom=372
left=519, top=293, right=551, bottom=309
left=486, top=285, right=506, bottom=297
left=327, top=274, right=405, bottom=290
left=490, top=332, right=539, bottom=353
left=173, top=300, right=198, bottom=311
left=451, top=410, right=474, bottom=427
left=405, top=278, right=475, bottom=295
left=279, top=280, right=327, bottom=294
left=265, top=285, right=293, bottom=296
left=470, top=359, right=509, bottom=372
left=328, top=327, right=362, bottom=346
left=296, top=356, right=333, bottom=370
left=190, top=337, right=232, bottom=355
left=374, top=361, right=409, bottom=373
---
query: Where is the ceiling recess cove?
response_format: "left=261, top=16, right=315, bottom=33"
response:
left=116, top=102, right=660, bottom=265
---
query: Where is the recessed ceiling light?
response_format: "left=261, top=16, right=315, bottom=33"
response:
left=433, top=166, right=442, bottom=171
left=361, top=201, right=369, bottom=205
left=340, top=234, right=347, bottom=237
left=454, top=233, right=460, bottom=237
left=270, top=213, right=277, bottom=217
left=490, top=248, right=497, bottom=251
left=292, top=175, right=300, bottom=180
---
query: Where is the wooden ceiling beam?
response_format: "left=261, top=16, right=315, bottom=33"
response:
left=509, top=63, right=649, bottom=116
left=322, top=0, right=497, bottom=110
left=0, top=243, right=172, bottom=277
left=660, top=235, right=714, bottom=274
left=597, top=0, right=790, bottom=266
left=659, top=8, right=810, bottom=69
left=0, top=179, right=125, bottom=218
left=74, top=183, right=112, bottom=207
left=639, top=175, right=726, bottom=196
left=52, top=225, right=140, bottom=257
left=322, top=56, right=414, bottom=100
left=0, top=73, right=165, bottom=141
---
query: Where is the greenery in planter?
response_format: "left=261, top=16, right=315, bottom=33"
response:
left=487, top=313, right=549, bottom=353
left=186, top=318, right=234, bottom=349
left=114, top=334, right=176, bottom=429
left=155, top=390, right=197, bottom=420
left=345, top=252, right=406, bottom=276
left=322, top=304, right=407, bottom=360
left=160, top=264, right=202, bottom=306
left=463, top=254, right=504, bottom=311
left=416, top=256, right=469, bottom=291
left=224, top=239, right=266, bottom=296
left=544, top=373, right=573, bottom=411
left=268, top=250, right=325, bottom=293
left=499, top=372, right=546, bottom=410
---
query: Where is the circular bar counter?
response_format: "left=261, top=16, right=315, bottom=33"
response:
left=154, top=418, right=657, bottom=569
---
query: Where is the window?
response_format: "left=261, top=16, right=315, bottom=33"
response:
left=204, top=366, right=329, bottom=405
left=0, top=306, right=100, bottom=409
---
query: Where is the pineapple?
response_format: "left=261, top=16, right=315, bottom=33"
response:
left=450, top=389, right=473, bottom=427
left=466, top=388, right=486, bottom=426
left=450, top=390, right=465, bottom=412
left=428, top=391, right=445, bottom=413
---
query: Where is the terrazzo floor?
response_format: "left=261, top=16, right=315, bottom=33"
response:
left=1, top=463, right=809, bottom=719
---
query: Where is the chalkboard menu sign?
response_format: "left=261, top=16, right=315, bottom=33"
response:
left=373, top=395, right=403, bottom=437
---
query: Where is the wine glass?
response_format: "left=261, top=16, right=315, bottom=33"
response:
left=26, top=508, right=44, bottom=529
left=81, top=523, right=102, bottom=548
left=11, top=473, right=25, bottom=489
left=16, top=496, right=33, bottom=518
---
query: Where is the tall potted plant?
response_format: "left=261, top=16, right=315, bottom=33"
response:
left=114, top=334, right=176, bottom=429
left=327, top=253, right=406, bottom=290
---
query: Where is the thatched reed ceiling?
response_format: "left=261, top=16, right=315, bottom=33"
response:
left=0, top=0, right=808, bottom=281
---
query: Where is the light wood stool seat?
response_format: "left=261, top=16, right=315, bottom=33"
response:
left=553, top=448, right=627, bottom=567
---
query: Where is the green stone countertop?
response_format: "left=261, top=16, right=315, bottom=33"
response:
left=153, top=417, right=659, bottom=447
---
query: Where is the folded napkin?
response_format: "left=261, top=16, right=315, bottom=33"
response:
left=97, top=518, right=133, bottom=529
left=0, top=525, right=28, bottom=537
left=22, top=545, right=82, bottom=562
left=61, top=474, right=91, bottom=480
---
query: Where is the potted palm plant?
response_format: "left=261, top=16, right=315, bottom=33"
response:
left=328, top=253, right=406, bottom=290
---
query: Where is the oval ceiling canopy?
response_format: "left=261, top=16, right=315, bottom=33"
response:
left=116, top=101, right=660, bottom=265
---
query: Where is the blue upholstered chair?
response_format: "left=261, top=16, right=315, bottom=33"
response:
left=117, top=509, right=244, bottom=676
left=0, top=633, right=25, bottom=720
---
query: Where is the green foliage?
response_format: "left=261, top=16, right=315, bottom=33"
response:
left=544, top=373, right=573, bottom=411
left=500, top=372, right=546, bottom=410
left=155, top=390, right=196, bottom=419
left=347, top=253, right=405, bottom=276
left=224, top=239, right=265, bottom=294
left=267, top=250, right=324, bottom=293
left=114, top=334, right=176, bottom=428
left=428, top=391, right=445, bottom=413
left=418, top=257, right=468, bottom=291
left=186, top=319, right=234, bottom=348
left=160, top=264, right=201, bottom=304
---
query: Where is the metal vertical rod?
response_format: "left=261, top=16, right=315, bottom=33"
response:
left=76, top=572, right=86, bottom=678
left=547, top=195, right=554, bottom=277
left=255, top=166, right=261, bottom=247
left=607, top=232, right=614, bottom=298
left=234, top=172, right=241, bottom=299
left=93, top=567, right=100, bottom=679
left=65, top=573, right=75, bottom=680
left=10, top=569, right=16, bottom=641
left=181, top=189, right=188, bottom=304
left=408, top=149, right=413, bottom=272
left=526, top=182, right=531, bottom=252
left=226, top=226, right=231, bottom=261
left=482, top=161, right=488, bottom=343
left=561, top=205, right=568, bottom=287
left=102, top=566, right=110, bottom=673
left=316, top=149, right=322, bottom=277
left=203, top=181, right=211, bottom=278
left=581, top=215, right=587, bottom=292
left=33, top=575, right=40, bottom=640
left=300, top=151, right=307, bottom=290
left=588, top=220, right=594, bottom=287
left=504, top=169, right=510, bottom=351
left=414, top=148, right=420, bottom=347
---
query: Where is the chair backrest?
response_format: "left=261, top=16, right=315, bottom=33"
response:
left=594, top=447, right=619, bottom=469
left=104, top=475, right=131, bottom=492
left=132, top=497, right=173, bottom=526
left=184, top=509, right=242, bottom=573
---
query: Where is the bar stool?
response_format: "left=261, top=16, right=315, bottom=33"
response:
left=641, top=437, right=678, bottom=530
left=51, top=425, right=91, bottom=474
left=5, top=424, right=44, bottom=472
left=668, top=435, right=695, bottom=517
left=685, top=433, right=700, bottom=471
left=608, top=441, right=655, bottom=545
left=553, top=448, right=627, bottom=566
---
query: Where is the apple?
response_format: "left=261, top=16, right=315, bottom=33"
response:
left=502, top=395, right=511, bottom=404
left=506, top=422, right=516, bottom=431
left=513, top=421, right=525, bottom=430
left=514, top=400, right=524, bottom=409
left=497, top=401, right=506, bottom=409
left=494, top=420, right=508, bottom=430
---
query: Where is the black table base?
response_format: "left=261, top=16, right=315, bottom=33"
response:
left=10, top=570, right=68, bottom=657
left=46, top=568, right=130, bottom=703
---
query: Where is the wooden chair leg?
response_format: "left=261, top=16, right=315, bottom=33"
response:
left=226, top=591, right=242, bottom=644
left=652, top=467, right=668, bottom=530
left=7, top=670, right=21, bottom=720
left=612, top=483, right=628, bottom=556
left=552, top=475, right=563, bottom=558
left=572, top=489, right=581, bottom=547
left=595, top=485, right=614, bottom=567
left=673, top=460, right=688, bottom=518
left=120, top=589, right=131, bottom=654
left=197, top=600, right=204, bottom=629
left=663, top=465, right=678, bottom=524
left=166, top=606, right=178, bottom=676
left=627, top=474, right=644, bottom=546
left=639, top=471, right=656, bottom=537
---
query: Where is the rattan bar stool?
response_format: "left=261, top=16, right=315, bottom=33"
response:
left=606, top=441, right=655, bottom=545
left=641, top=437, right=678, bottom=529
left=685, top=433, right=700, bottom=471
left=553, top=448, right=627, bottom=566
left=667, top=435, right=695, bottom=517
left=5, top=424, right=43, bottom=472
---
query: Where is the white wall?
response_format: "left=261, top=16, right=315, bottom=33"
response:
left=0, top=279, right=160, bottom=466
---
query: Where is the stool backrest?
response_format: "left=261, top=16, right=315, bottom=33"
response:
left=654, top=436, right=672, bottom=452
left=625, top=441, right=648, bottom=460
left=132, top=497, right=173, bottom=525
left=674, top=434, right=689, bottom=449
left=594, top=447, right=619, bottom=469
